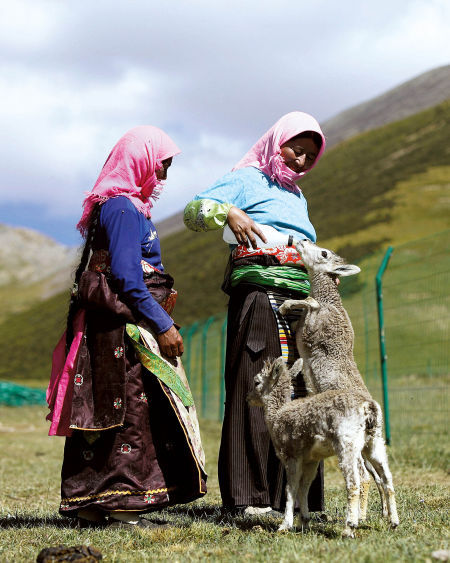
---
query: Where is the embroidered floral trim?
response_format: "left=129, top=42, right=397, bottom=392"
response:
left=114, top=346, right=124, bottom=358
left=82, top=450, right=94, bottom=461
left=88, top=249, right=111, bottom=274
left=144, top=494, right=156, bottom=504
left=61, top=488, right=169, bottom=504
left=113, top=398, right=122, bottom=410
left=74, top=374, right=83, bottom=386
left=120, top=443, right=131, bottom=454
left=233, top=244, right=305, bottom=266
left=138, top=392, right=148, bottom=403
left=141, top=260, right=161, bottom=275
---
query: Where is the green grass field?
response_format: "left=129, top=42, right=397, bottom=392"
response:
left=0, top=405, right=448, bottom=562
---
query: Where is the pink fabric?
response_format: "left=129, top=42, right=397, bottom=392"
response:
left=77, top=126, right=181, bottom=236
left=46, top=309, right=86, bottom=437
left=232, top=111, right=326, bottom=192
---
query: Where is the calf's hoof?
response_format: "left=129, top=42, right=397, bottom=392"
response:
left=300, top=518, right=311, bottom=530
left=342, top=526, right=355, bottom=539
left=278, top=303, right=290, bottom=316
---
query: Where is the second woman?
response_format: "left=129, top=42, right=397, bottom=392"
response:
left=184, top=111, right=326, bottom=516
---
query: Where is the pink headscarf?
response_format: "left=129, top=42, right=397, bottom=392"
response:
left=232, top=111, right=326, bottom=192
left=77, top=126, right=181, bottom=237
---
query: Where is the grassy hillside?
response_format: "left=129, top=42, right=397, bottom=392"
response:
left=303, top=100, right=450, bottom=258
left=0, top=269, right=73, bottom=325
left=162, top=228, right=230, bottom=325
left=0, top=291, right=68, bottom=386
left=1, top=101, right=448, bottom=384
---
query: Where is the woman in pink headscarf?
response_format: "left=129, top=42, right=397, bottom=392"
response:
left=184, top=112, right=326, bottom=517
left=48, top=126, right=206, bottom=529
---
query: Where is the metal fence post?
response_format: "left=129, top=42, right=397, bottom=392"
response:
left=184, top=321, right=199, bottom=382
left=201, top=316, right=215, bottom=418
left=376, top=246, right=394, bottom=444
left=362, top=283, right=370, bottom=382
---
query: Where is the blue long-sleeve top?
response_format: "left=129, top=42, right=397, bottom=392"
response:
left=192, top=167, right=317, bottom=242
left=93, top=196, right=173, bottom=334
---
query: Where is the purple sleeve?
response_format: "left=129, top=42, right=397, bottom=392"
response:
left=100, top=201, right=174, bottom=334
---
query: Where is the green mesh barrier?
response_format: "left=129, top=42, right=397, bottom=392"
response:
left=181, top=232, right=449, bottom=445
left=0, top=381, right=47, bottom=407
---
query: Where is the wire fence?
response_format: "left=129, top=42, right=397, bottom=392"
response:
left=180, top=231, right=449, bottom=443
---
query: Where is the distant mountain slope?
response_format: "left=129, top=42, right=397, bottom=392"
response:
left=0, top=224, right=76, bottom=287
left=321, top=65, right=450, bottom=147
left=0, top=225, right=77, bottom=321
left=155, top=211, right=185, bottom=239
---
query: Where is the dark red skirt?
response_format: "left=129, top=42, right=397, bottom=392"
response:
left=60, top=360, right=206, bottom=516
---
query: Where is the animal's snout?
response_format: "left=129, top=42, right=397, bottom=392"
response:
left=247, top=389, right=263, bottom=407
left=294, top=238, right=309, bottom=253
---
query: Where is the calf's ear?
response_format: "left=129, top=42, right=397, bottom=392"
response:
left=332, top=264, right=361, bottom=277
left=271, top=357, right=287, bottom=383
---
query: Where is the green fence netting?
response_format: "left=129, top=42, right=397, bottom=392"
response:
left=0, top=381, right=47, bottom=407
left=181, top=231, right=449, bottom=442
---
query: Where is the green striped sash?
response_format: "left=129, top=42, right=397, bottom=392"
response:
left=126, top=324, right=194, bottom=407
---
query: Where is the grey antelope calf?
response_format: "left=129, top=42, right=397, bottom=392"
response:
left=248, top=357, right=399, bottom=537
left=277, top=239, right=398, bottom=532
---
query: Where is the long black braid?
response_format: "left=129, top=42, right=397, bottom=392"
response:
left=65, top=204, right=101, bottom=353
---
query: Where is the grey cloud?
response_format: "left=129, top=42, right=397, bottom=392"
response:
left=0, top=0, right=449, bottom=243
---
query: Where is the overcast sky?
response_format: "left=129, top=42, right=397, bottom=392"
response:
left=1, top=0, right=449, bottom=246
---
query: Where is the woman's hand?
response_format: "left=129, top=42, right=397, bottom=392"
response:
left=226, top=206, right=267, bottom=249
left=157, top=325, right=184, bottom=358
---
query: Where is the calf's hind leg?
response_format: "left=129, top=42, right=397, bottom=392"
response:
left=335, top=444, right=361, bottom=538
left=365, top=437, right=399, bottom=528
left=364, top=458, right=388, bottom=517
left=358, top=456, right=371, bottom=522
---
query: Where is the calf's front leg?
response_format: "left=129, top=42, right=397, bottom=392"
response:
left=278, top=458, right=302, bottom=531
left=278, top=297, right=320, bottom=317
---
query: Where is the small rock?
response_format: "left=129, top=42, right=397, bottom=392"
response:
left=36, top=544, right=103, bottom=562
left=432, top=550, right=450, bottom=561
